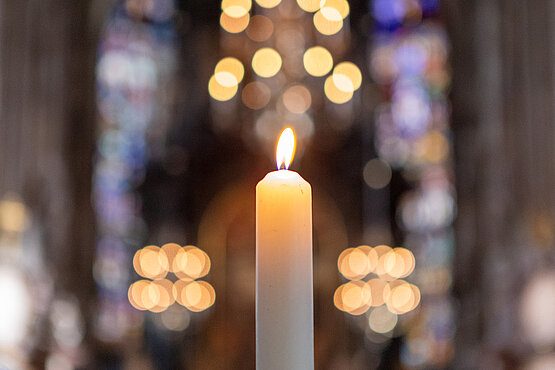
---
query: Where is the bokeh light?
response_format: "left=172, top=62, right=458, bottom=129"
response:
left=334, top=281, right=372, bottom=315
left=320, top=0, right=349, bottom=21
left=209, top=75, right=239, bottom=101
left=130, top=244, right=213, bottom=313
left=0, top=268, right=31, bottom=348
left=215, top=57, right=245, bottom=86
left=128, top=280, right=151, bottom=311
left=337, top=248, right=360, bottom=280
left=324, top=75, right=352, bottom=104
left=160, top=306, right=191, bottom=331
left=368, top=305, right=398, bottom=334
left=255, top=0, right=282, bottom=9
left=303, top=46, right=333, bottom=77
left=313, top=10, right=343, bottom=35
left=246, top=15, right=274, bottom=42
left=296, top=0, right=321, bottom=12
left=242, top=81, right=272, bottom=110
left=367, top=278, right=387, bottom=306
left=520, top=272, right=555, bottom=351
left=134, top=246, right=168, bottom=280
left=180, top=281, right=216, bottom=312
left=363, top=158, right=392, bottom=189
left=252, top=48, right=282, bottom=78
left=221, top=0, right=252, bottom=18
left=161, top=243, right=183, bottom=273
left=282, top=85, right=312, bottom=114
left=151, top=279, right=175, bottom=312
left=220, top=12, right=250, bottom=34
left=416, top=130, right=449, bottom=163
left=333, top=62, right=361, bottom=91
left=334, top=243, right=420, bottom=323
left=383, top=280, right=420, bottom=314
left=175, top=245, right=211, bottom=280
left=0, top=198, right=27, bottom=233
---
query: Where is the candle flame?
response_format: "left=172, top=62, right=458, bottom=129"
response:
left=275, top=127, right=296, bottom=170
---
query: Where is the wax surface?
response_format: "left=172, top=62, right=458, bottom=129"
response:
left=256, top=170, right=314, bottom=370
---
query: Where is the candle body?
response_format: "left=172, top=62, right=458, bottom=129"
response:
left=256, top=170, right=314, bottom=370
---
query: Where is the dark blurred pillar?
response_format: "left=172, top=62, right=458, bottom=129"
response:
left=447, top=0, right=555, bottom=368
left=0, top=0, right=111, bottom=355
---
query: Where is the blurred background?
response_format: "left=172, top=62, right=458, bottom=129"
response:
left=0, top=0, right=554, bottom=369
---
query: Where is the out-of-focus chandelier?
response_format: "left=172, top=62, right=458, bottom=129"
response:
left=128, top=243, right=216, bottom=313
left=208, top=0, right=362, bottom=155
left=333, top=244, right=421, bottom=333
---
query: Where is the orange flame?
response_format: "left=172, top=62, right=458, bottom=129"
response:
left=275, top=127, right=296, bottom=170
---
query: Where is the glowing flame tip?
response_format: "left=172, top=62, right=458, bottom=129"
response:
left=275, top=127, right=296, bottom=170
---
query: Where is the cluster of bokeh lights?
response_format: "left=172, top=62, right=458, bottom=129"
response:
left=209, top=0, right=361, bottom=106
left=129, top=244, right=215, bottom=313
left=334, top=245, right=420, bottom=334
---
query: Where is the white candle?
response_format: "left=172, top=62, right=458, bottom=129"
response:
left=256, top=128, right=314, bottom=370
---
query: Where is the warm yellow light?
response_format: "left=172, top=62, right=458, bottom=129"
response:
left=255, top=0, right=281, bottom=8
left=347, top=248, right=370, bottom=277
left=161, top=243, right=183, bottom=273
left=141, top=281, right=161, bottom=310
left=180, top=281, right=216, bottom=312
left=275, top=127, right=296, bottom=170
left=172, top=279, right=190, bottom=306
left=246, top=15, right=274, bottom=42
left=313, top=10, right=343, bottom=35
left=332, top=74, right=354, bottom=93
left=296, top=0, right=321, bottom=12
left=242, top=81, right=271, bottom=110
left=383, top=248, right=415, bottom=278
left=334, top=281, right=371, bottom=315
left=324, top=75, right=353, bottom=104
left=150, top=279, right=175, bottom=313
left=214, top=71, right=237, bottom=87
left=342, top=283, right=366, bottom=310
left=333, top=62, right=362, bottom=91
left=367, top=247, right=379, bottom=272
left=282, top=85, right=312, bottom=114
left=129, top=280, right=150, bottom=311
left=220, top=11, right=250, bottom=34
left=0, top=198, right=27, bottom=233
left=221, top=0, right=252, bottom=18
left=417, top=130, right=449, bottom=163
left=135, top=246, right=168, bottom=280
left=320, top=0, right=349, bottom=20
left=303, top=46, right=333, bottom=77
left=175, top=245, right=211, bottom=280
left=383, top=280, right=420, bottom=314
left=367, top=278, right=387, bottom=306
left=215, top=57, right=244, bottom=86
left=383, top=250, right=405, bottom=278
left=338, top=246, right=372, bottom=280
left=374, top=244, right=395, bottom=280
left=337, top=248, right=354, bottom=278
left=252, top=48, right=282, bottom=78
left=208, top=75, right=238, bottom=101
left=397, top=248, right=415, bottom=278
